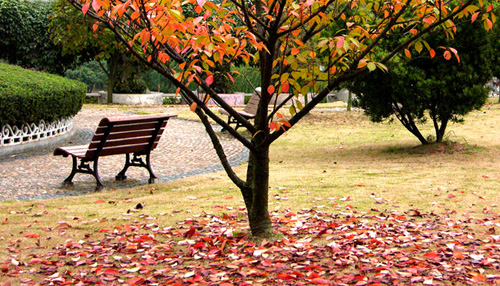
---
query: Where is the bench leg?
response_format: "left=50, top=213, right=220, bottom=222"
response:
left=145, top=153, right=157, bottom=184
left=63, top=156, right=78, bottom=186
left=116, top=153, right=157, bottom=184
left=116, top=153, right=131, bottom=181
left=92, top=159, right=104, bottom=191
left=62, top=156, right=104, bottom=190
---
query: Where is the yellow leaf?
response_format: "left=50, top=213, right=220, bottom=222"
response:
left=367, top=62, right=376, bottom=71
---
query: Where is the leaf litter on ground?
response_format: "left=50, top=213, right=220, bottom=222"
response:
left=1, top=204, right=499, bottom=286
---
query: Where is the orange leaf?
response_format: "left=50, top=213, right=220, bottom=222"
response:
left=404, top=49, right=411, bottom=59
left=131, top=11, right=140, bottom=21
left=471, top=11, right=480, bottom=23
left=453, top=251, right=465, bottom=259
left=82, top=1, right=90, bottom=15
left=190, top=102, right=197, bottom=112
left=472, top=274, right=487, bottom=282
left=267, top=85, right=275, bottom=94
left=430, top=49, right=436, bottom=58
left=487, top=4, right=493, bottom=12
left=277, top=113, right=283, bottom=119
left=291, top=48, right=300, bottom=56
left=283, top=120, right=291, bottom=128
left=206, top=75, right=214, bottom=85
left=443, top=50, right=451, bottom=60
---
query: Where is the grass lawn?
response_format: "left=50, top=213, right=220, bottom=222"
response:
left=0, top=101, right=499, bottom=285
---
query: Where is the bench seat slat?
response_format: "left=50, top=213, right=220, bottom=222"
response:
left=96, top=121, right=168, bottom=133
left=87, top=136, right=161, bottom=150
left=54, top=145, right=89, bottom=158
left=86, top=143, right=158, bottom=158
left=92, top=128, right=165, bottom=142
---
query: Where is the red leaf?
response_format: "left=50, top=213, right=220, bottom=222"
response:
left=206, top=75, right=214, bottom=86
left=281, top=81, right=289, bottom=93
left=82, top=2, right=90, bottom=15
left=336, top=37, right=345, bottom=49
left=430, top=49, right=436, bottom=58
left=267, top=85, right=275, bottom=94
left=103, top=268, right=119, bottom=275
left=269, top=121, right=277, bottom=131
left=310, top=278, right=332, bottom=285
left=95, top=200, right=105, bottom=204
left=184, top=226, right=197, bottom=238
left=471, top=11, right=480, bottom=23
left=23, top=233, right=40, bottom=238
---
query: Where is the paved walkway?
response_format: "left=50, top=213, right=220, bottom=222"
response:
left=0, top=106, right=249, bottom=201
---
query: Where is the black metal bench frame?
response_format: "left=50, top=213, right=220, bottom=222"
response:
left=54, top=114, right=177, bottom=190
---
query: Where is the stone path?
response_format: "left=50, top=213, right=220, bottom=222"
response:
left=0, top=106, right=249, bottom=201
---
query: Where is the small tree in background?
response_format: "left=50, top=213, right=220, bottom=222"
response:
left=68, top=0, right=497, bottom=237
left=50, top=0, right=148, bottom=102
left=349, top=18, right=494, bottom=145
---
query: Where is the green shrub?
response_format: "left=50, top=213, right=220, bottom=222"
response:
left=232, top=65, right=261, bottom=93
left=0, top=63, right=86, bottom=126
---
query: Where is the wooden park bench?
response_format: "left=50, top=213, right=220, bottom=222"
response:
left=219, top=91, right=260, bottom=130
left=54, top=113, right=177, bottom=190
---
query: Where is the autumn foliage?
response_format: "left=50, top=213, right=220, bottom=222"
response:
left=67, top=0, right=498, bottom=237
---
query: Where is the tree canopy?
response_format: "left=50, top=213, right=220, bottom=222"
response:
left=0, top=0, right=79, bottom=74
left=67, top=0, right=498, bottom=237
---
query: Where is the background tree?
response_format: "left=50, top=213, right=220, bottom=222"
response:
left=50, top=0, right=148, bottom=102
left=68, top=0, right=497, bottom=237
left=348, top=18, right=494, bottom=144
left=0, top=0, right=79, bottom=74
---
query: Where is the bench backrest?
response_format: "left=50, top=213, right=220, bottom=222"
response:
left=243, top=92, right=260, bottom=115
left=84, top=114, right=177, bottom=159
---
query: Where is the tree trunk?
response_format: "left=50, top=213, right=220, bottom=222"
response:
left=347, top=90, right=352, bottom=111
left=244, top=145, right=273, bottom=238
left=435, top=118, right=448, bottom=143
left=106, top=54, right=120, bottom=104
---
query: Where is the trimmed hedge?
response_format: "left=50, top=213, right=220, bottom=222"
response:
left=0, top=63, right=86, bottom=126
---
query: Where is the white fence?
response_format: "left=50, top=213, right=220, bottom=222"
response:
left=1, top=117, right=73, bottom=147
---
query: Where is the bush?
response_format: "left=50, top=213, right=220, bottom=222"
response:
left=65, top=61, right=107, bottom=92
left=232, top=65, right=261, bottom=93
left=0, top=63, right=86, bottom=126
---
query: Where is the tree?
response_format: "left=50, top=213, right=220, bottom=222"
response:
left=0, top=0, right=79, bottom=74
left=348, top=18, right=494, bottom=144
left=50, top=0, right=148, bottom=102
left=67, top=0, right=497, bottom=237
